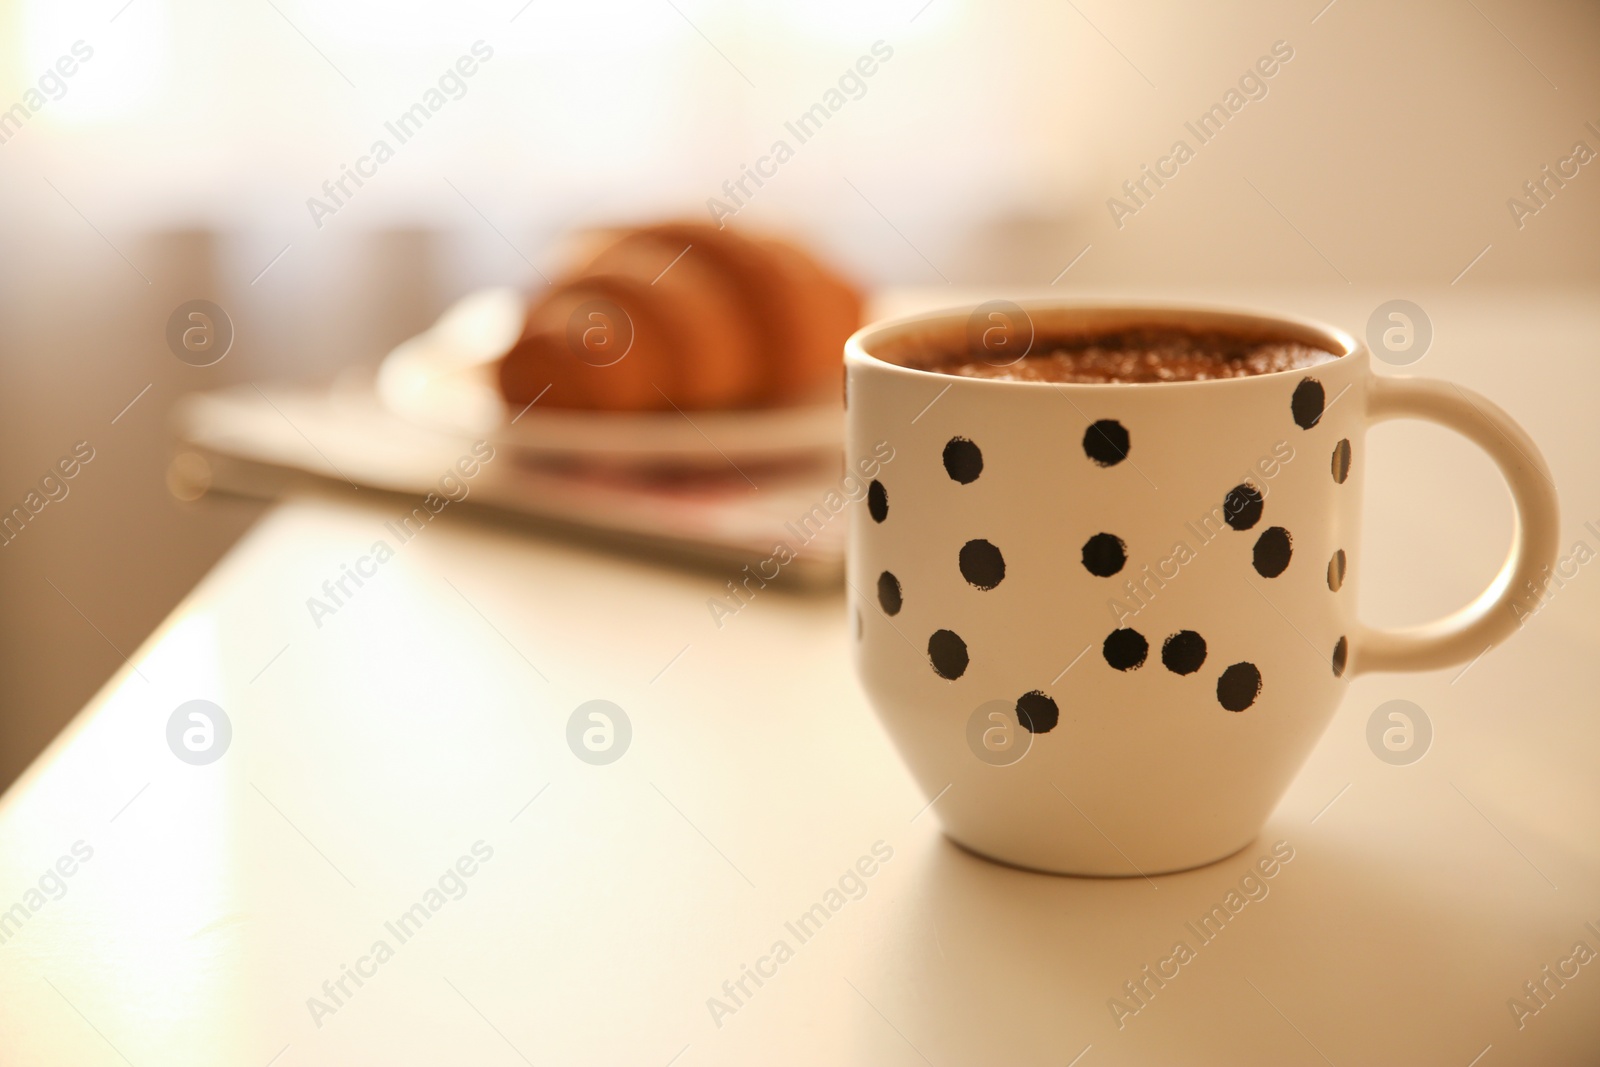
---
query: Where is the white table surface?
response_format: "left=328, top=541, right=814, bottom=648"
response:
left=1, top=287, right=1597, bottom=1065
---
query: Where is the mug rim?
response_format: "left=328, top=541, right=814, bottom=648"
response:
left=845, top=299, right=1364, bottom=390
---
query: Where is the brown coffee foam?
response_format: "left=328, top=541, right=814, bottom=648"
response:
left=880, top=321, right=1342, bottom=385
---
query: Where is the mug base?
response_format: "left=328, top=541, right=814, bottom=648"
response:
left=941, top=829, right=1260, bottom=879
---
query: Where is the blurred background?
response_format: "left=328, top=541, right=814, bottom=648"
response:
left=1, top=0, right=1595, bottom=790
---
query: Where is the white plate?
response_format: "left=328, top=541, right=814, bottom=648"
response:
left=376, top=288, right=844, bottom=467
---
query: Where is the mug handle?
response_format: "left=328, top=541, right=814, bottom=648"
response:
left=1351, top=377, right=1560, bottom=675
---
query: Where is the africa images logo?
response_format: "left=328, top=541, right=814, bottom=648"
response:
left=305, top=841, right=495, bottom=1029
left=305, top=42, right=495, bottom=229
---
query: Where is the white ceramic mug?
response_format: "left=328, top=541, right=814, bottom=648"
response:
left=845, top=302, right=1558, bottom=876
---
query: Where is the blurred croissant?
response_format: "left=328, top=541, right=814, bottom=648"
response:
left=497, top=223, right=861, bottom=411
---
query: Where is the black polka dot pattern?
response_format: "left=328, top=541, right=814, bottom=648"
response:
left=928, top=629, right=968, bottom=679
left=877, top=571, right=902, bottom=616
left=863, top=413, right=1322, bottom=722
left=1016, top=690, right=1059, bottom=734
left=1217, top=662, right=1262, bottom=711
left=867, top=480, right=888, bottom=522
left=1081, top=533, right=1127, bottom=577
left=943, top=438, right=983, bottom=484
left=1252, top=527, right=1293, bottom=578
left=1083, top=420, right=1130, bottom=467
left=1332, top=636, right=1348, bottom=678
left=1328, top=549, right=1346, bottom=592
left=959, top=539, right=1005, bottom=590
left=1103, top=628, right=1148, bottom=671
left=1292, top=378, right=1325, bottom=429
left=1224, top=484, right=1265, bottom=531
left=1332, top=439, right=1351, bottom=484
left=1161, top=631, right=1207, bottom=675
